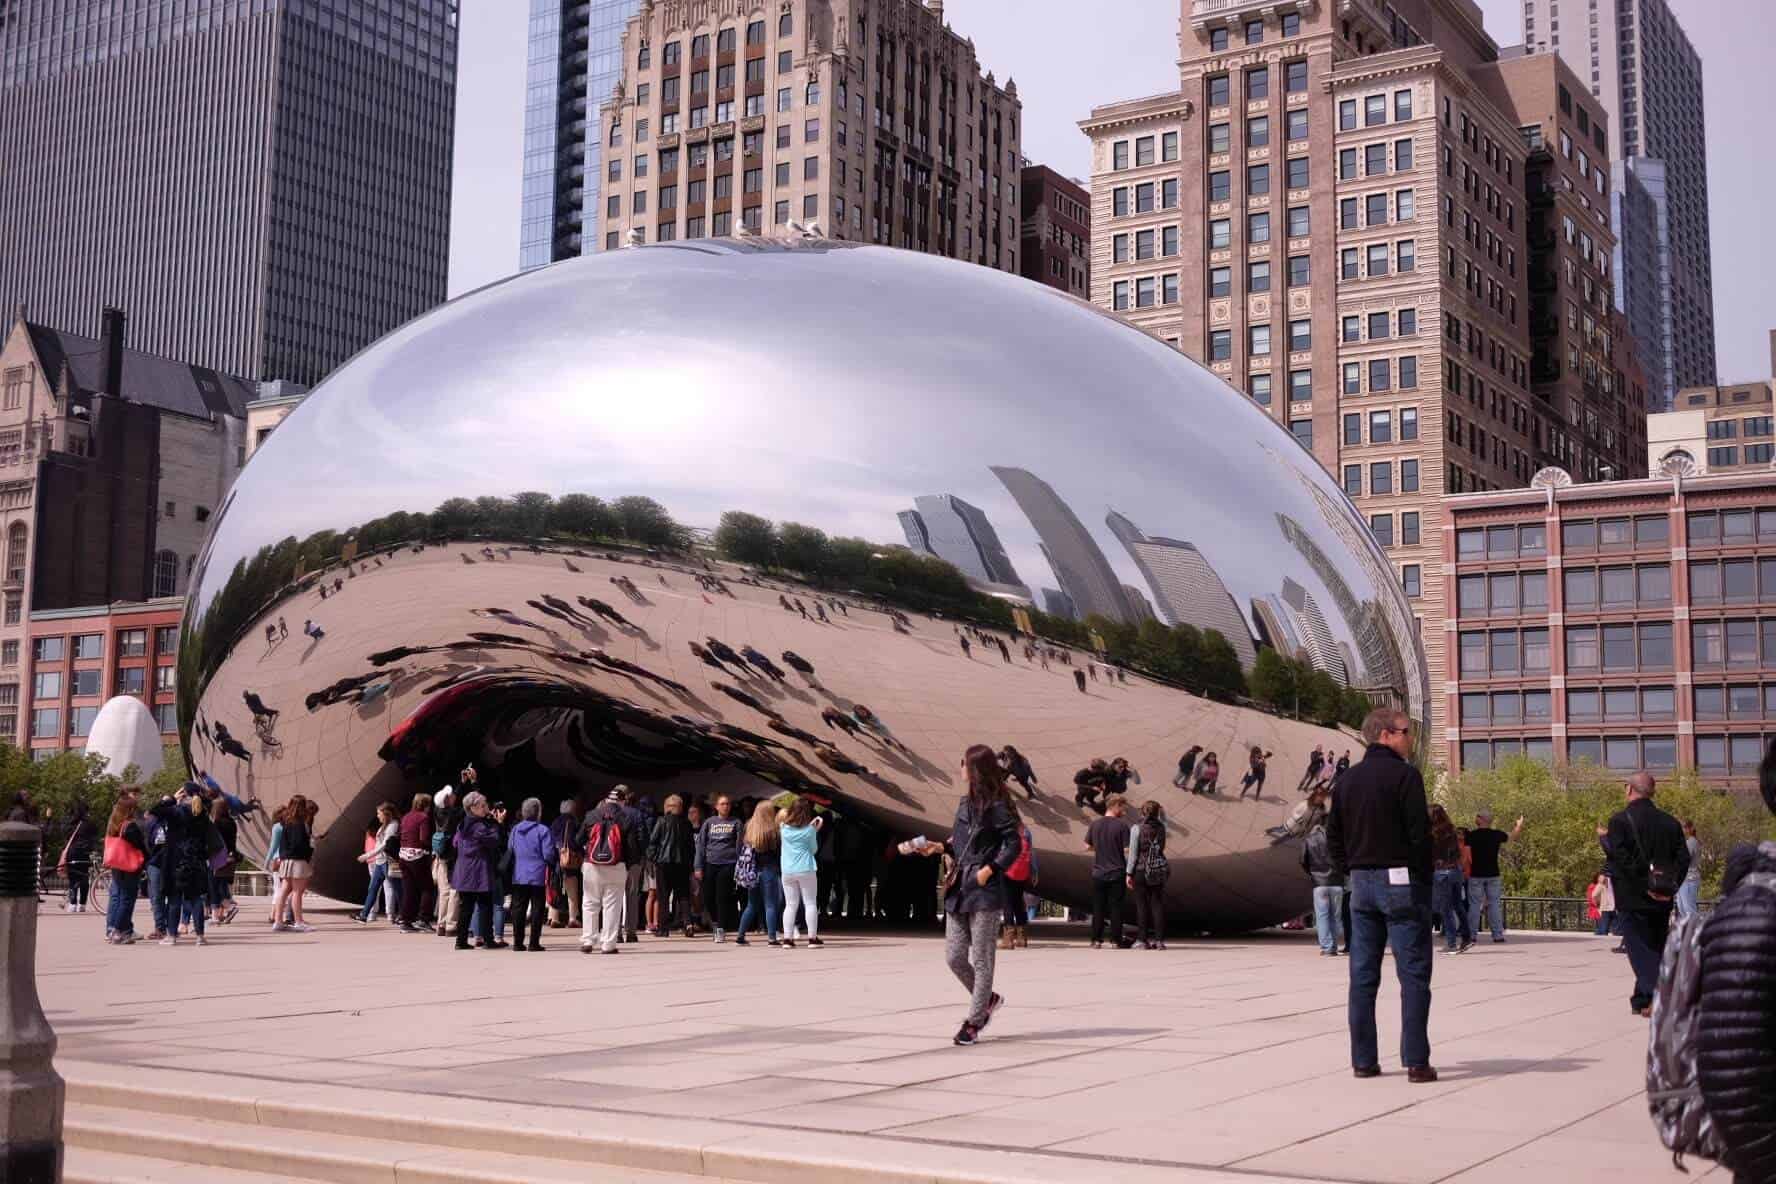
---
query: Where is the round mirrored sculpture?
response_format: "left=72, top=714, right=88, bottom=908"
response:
left=179, top=239, right=1427, bottom=932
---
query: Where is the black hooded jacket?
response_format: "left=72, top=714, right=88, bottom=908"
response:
left=1696, top=839, right=1776, bottom=1184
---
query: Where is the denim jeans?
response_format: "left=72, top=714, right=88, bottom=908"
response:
left=106, top=870, right=140, bottom=935
left=738, top=866, right=782, bottom=941
left=1347, top=868, right=1433, bottom=1070
left=1674, top=879, right=1700, bottom=919
left=1312, top=884, right=1346, bottom=953
left=358, top=861, right=388, bottom=921
left=1432, top=868, right=1471, bottom=949
left=145, top=864, right=172, bottom=934
left=1467, top=875, right=1504, bottom=939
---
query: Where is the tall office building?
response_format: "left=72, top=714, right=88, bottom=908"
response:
left=1020, top=163, right=1091, bottom=298
left=1522, top=0, right=1714, bottom=406
left=0, top=1, right=458, bottom=388
left=520, top=0, right=644, bottom=270
left=596, top=0, right=1021, bottom=268
left=1082, top=0, right=1647, bottom=751
left=1281, top=577, right=1346, bottom=685
left=1104, top=510, right=1257, bottom=668
left=990, top=466, right=1132, bottom=625
left=897, top=493, right=1026, bottom=597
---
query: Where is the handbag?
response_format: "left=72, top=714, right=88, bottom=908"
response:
left=735, top=844, right=759, bottom=889
left=103, top=835, right=145, bottom=874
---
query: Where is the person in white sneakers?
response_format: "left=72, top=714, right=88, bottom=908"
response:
left=577, top=796, right=628, bottom=954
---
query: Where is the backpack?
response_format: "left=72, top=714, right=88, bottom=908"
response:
left=735, top=842, right=759, bottom=889
left=586, top=818, right=622, bottom=866
left=1646, top=854, right=1776, bottom=1170
left=1138, top=828, right=1169, bottom=886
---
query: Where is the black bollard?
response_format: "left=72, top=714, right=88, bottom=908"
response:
left=0, top=823, right=63, bottom=1183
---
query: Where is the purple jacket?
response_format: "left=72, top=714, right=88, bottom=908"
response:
left=506, top=819, right=556, bottom=887
left=450, top=814, right=501, bottom=892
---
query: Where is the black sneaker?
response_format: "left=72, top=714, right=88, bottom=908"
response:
left=953, top=1021, right=981, bottom=1047
left=807, top=938, right=825, bottom=948
left=350, top=914, right=368, bottom=925
left=979, top=992, right=1004, bottom=1031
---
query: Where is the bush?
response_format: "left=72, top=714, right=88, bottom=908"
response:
left=1435, top=757, right=1776, bottom=898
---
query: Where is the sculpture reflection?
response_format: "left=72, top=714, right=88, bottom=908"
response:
left=179, top=238, right=1427, bottom=932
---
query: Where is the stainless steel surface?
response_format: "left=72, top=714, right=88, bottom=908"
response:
left=179, top=239, right=1427, bottom=931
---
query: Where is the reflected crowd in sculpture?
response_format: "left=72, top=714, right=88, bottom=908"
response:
left=179, top=239, right=1428, bottom=932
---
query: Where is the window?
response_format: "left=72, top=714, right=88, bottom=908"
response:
left=1136, top=183, right=1155, bottom=212
left=1282, top=12, right=1300, bottom=35
left=1399, top=356, right=1418, bottom=388
left=1370, top=462, right=1393, bottom=495
left=1286, top=110, right=1308, bottom=141
left=1245, top=18, right=1264, bottom=44
left=1249, top=325, right=1271, bottom=356
left=1207, top=75, right=1230, bottom=106
left=1371, top=515, right=1394, bottom=547
left=1344, top=414, right=1362, bottom=446
left=32, top=671, right=60, bottom=699
left=1366, top=193, right=1388, bottom=226
left=1209, top=219, right=1231, bottom=248
left=1113, top=141, right=1129, bottom=171
left=1286, top=157, right=1309, bottom=189
left=1209, top=170, right=1231, bottom=202
left=1136, top=136, right=1156, bottom=166
left=152, top=550, right=178, bottom=597
left=1162, top=178, right=1179, bottom=208
left=1290, top=418, right=1313, bottom=448
left=1365, top=95, right=1387, bottom=127
left=1367, top=311, right=1390, bottom=340
left=1398, top=308, right=1417, bottom=336
left=1285, top=60, right=1307, bottom=93
left=70, top=706, right=98, bottom=738
left=1287, top=319, right=1310, bottom=351
left=1209, top=329, right=1231, bottom=359
left=1343, top=363, right=1361, bottom=395
left=1289, top=370, right=1312, bottom=402
left=1136, top=230, right=1155, bottom=260
left=118, top=630, right=146, bottom=658
left=1367, top=244, right=1390, bottom=276
left=1164, top=226, right=1180, bottom=256
left=1249, top=374, right=1273, bottom=405
left=1162, top=131, right=1179, bottom=161
left=1287, top=206, right=1310, bottom=237
left=32, top=636, right=62, bottom=663
left=1370, top=410, right=1392, bottom=443
left=1248, top=261, right=1271, bottom=292
left=1341, top=198, right=1359, bottom=230
left=1209, top=123, right=1230, bottom=154
left=1209, top=27, right=1229, bottom=51
left=29, top=709, right=58, bottom=740
left=1246, top=66, right=1268, bottom=100
left=1288, top=255, right=1310, bottom=285
left=1396, top=189, right=1414, bottom=221
left=1247, top=212, right=1269, bottom=243
left=1341, top=248, right=1359, bottom=279
left=1396, top=240, right=1415, bottom=271
left=1344, top=464, right=1362, bottom=496
left=1402, top=511, right=1420, bottom=544
left=1369, top=359, right=1391, bottom=392
left=1394, top=89, right=1412, bottom=121
left=1248, top=163, right=1270, bottom=195
left=1209, top=266, right=1231, bottom=297
left=1340, top=149, right=1358, bottom=181
left=1366, top=143, right=1388, bottom=174
left=1339, top=99, right=1357, bottom=131
left=1135, top=277, right=1157, bottom=308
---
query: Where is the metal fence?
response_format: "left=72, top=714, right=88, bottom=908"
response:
left=38, top=867, right=273, bottom=901
left=1501, top=895, right=1713, bottom=933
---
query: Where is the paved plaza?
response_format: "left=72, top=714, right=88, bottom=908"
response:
left=36, top=898, right=1718, bottom=1184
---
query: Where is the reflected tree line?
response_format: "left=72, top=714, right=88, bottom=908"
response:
left=178, top=490, right=1373, bottom=748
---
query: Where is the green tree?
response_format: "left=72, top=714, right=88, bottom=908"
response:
left=776, top=522, right=830, bottom=577
left=510, top=490, right=554, bottom=537
left=714, top=511, right=777, bottom=566
left=548, top=493, right=614, bottom=539
left=611, top=495, right=681, bottom=548
left=1249, top=648, right=1300, bottom=714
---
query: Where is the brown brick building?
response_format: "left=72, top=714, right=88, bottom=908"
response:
left=595, top=0, right=1021, bottom=271
left=1081, top=0, right=1650, bottom=755
left=1444, top=468, right=1776, bottom=792
left=1018, top=163, right=1089, bottom=298
left=24, top=597, right=184, bottom=760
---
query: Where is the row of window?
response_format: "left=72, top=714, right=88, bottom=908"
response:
left=31, top=630, right=172, bottom=663
left=1339, top=188, right=1415, bottom=229
left=1343, top=459, right=1422, bottom=498
left=1205, top=12, right=1303, bottom=52
left=1703, top=417, right=1774, bottom=441
left=1459, top=736, right=1673, bottom=772
left=1342, top=407, right=1421, bottom=446
left=1109, top=132, right=1181, bottom=170
left=29, top=700, right=178, bottom=741
left=1460, top=620, right=1776, bottom=676
left=1110, top=179, right=1180, bottom=217
left=1690, top=508, right=1776, bottom=545
left=1210, top=155, right=1311, bottom=201
left=1209, top=254, right=1309, bottom=295
left=32, top=665, right=175, bottom=699
left=1204, top=60, right=1310, bottom=108
left=1342, top=357, right=1419, bottom=395
left=1338, top=90, right=1414, bottom=131
left=1109, top=275, right=1181, bottom=310
left=1367, top=512, right=1422, bottom=550
left=1343, top=308, right=1418, bottom=342
left=1339, top=138, right=1415, bottom=181
left=637, top=13, right=795, bottom=72
left=1695, top=684, right=1776, bottom=721
left=1708, top=445, right=1776, bottom=467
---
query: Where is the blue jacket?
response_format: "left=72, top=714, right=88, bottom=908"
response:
left=451, top=814, right=501, bottom=892
left=506, top=819, right=556, bottom=887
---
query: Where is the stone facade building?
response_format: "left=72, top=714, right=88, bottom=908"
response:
left=1080, top=0, right=1650, bottom=756
left=1646, top=334, right=1776, bottom=477
left=1443, top=467, right=1776, bottom=796
left=1018, top=163, right=1090, bottom=298
left=0, top=307, right=249, bottom=746
left=595, top=0, right=1021, bottom=271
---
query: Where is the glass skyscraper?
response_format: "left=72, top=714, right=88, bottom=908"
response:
left=0, top=0, right=458, bottom=387
left=520, top=0, right=642, bottom=271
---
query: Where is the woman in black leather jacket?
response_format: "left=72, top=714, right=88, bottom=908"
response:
left=1696, top=744, right=1776, bottom=1184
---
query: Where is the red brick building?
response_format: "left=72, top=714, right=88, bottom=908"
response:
left=24, top=597, right=182, bottom=760
left=1018, top=163, right=1090, bottom=298
left=1444, top=468, right=1776, bottom=791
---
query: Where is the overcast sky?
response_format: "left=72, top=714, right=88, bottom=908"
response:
left=449, top=0, right=1774, bottom=381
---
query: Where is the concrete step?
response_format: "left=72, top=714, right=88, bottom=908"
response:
left=66, top=1146, right=337, bottom=1184
left=65, top=1103, right=727, bottom=1184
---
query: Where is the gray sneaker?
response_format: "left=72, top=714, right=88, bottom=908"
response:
left=715, top=927, right=726, bottom=944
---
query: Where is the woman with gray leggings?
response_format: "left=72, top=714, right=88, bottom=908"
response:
left=912, top=744, right=1022, bottom=1046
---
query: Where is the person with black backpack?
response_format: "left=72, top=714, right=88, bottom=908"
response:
left=577, top=796, right=629, bottom=955
left=1125, top=801, right=1169, bottom=950
left=1602, top=771, right=1689, bottom=1016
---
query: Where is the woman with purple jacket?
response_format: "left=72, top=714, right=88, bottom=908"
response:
left=505, top=798, right=556, bottom=952
left=451, top=792, right=503, bottom=950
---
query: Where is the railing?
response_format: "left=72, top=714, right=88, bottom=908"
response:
left=1502, top=895, right=1712, bottom=933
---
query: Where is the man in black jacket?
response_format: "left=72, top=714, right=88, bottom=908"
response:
left=1326, top=708, right=1436, bottom=1083
left=1601, top=771, right=1689, bottom=1016
left=1697, top=748, right=1776, bottom=1184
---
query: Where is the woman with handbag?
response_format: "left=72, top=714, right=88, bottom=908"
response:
left=102, top=795, right=149, bottom=944
left=909, top=744, right=1021, bottom=1046
left=268, top=795, right=317, bottom=934
left=209, top=797, right=240, bottom=924
left=735, top=801, right=783, bottom=947
left=999, top=816, right=1037, bottom=949
left=396, top=792, right=436, bottom=932
left=1126, top=800, right=1170, bottom=950
left=58, top=802, right=94, bottom=913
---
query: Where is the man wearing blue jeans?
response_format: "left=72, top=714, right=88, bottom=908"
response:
left=1327, top=708, right=1437, bottom=1084
left=1464, top=811, right=1523, bottom=942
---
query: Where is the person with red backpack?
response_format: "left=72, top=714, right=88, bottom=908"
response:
left=577, top=796, right=628, bottom=955
left=999, top=812, right=1037, bottom=949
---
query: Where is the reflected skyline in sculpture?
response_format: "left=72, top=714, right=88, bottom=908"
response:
left=180, top=239, right=1427, bottom=931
